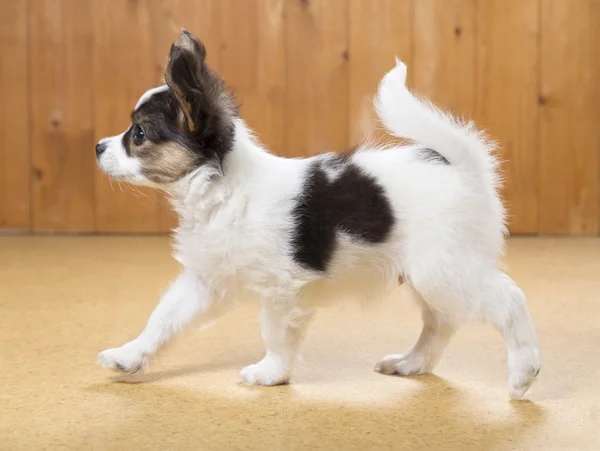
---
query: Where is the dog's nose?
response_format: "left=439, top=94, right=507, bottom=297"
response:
left=95, top=142, right=107, bottom=157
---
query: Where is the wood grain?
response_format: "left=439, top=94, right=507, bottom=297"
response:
left=29, top=0, right=96, bottom=232
left=149, top=0, right=223, bottom=232
left=285, top=0, right=349, bottom=157
left=348, top=0, right=412, bottom=145
left=539, top=0, right=599, bottom=235
left=1, top=0, right=599, bottom=236
left=92, top=0, right=162, bottom=233
left=150, top=0, right=222, bottom=74
left=413, top=0, right=476, bottom=117
left=221, top=0, right=286, bottom=154
left=475, top=0, right=540, bottom=234
left=0, top=0, right=30, bottom=230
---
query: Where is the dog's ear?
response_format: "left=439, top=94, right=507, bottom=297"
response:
left=165, top=30, right=209, bottom=133
left=164, top=30, right=237, bottom=169
left=175, top=29, right=207, bottom=61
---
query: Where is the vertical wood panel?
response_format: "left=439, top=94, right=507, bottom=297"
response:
left=92, top=0, right=162, bottom=233
left=1, top=0, right=599, bottom=235
left=348, top=0, right=412, bottom=145
left=413, top=0, right=476, bottom=117
left=539, top=0, right=599, bottom=235
left=29, top=0, right=96, bottom=232
left=476, top=0, right=540, bottom=234
left=221, top=0, right=286, bottom=154
left=286, top=0, right=349, bottom=157
left=408, top=0, right=476, bottom=116
left=150, top=0, right=222, bottom=74
left=149, top=0, right=223, bottom=232
left=0, top=0, right=30, bottom=230
left=598, top=1, right=600, bottom=237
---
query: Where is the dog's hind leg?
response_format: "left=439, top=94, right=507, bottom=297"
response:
left=376, top=268, right=540, bottom=399
left=482, top=271, right=540, bottom=399
left=375, top=284, right=457, bottom=376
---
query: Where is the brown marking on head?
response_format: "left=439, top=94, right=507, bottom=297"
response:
left=132, top=140, right=200, bottom=184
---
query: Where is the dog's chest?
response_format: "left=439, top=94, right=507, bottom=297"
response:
left=174, top=222, right=245, bottom=290
left=171, top=184, right=302, bottom=300
left=173, top=209, right=292, bottom=300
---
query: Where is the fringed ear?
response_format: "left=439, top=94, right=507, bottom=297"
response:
left=164, top=30, right=208, bottom=133
left=176, top=29, right=207, bottom=60
left=163, top=29, right=237, bottom=171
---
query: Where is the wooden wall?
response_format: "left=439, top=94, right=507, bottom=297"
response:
left=0, top=0, right=598, bottom=235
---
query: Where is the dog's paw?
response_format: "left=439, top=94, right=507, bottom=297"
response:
left=508, top=349, right=540, bottom=400
left=508, top=368, right=539, bottom=400
left=374, top=353, right=404, bottom=374
left=97, top=342, right=146, bottom=374
left=239, top=358, right=289, bottom=386
left=374, top=352, right=429, bottom=376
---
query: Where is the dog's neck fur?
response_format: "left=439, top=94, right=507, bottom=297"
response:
left=167, top=118, right=276, bottom=224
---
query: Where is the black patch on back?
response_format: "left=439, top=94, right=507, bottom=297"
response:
left=291, top=155, right=395, bottom=272
left=418, top=148, right=450, bottom=165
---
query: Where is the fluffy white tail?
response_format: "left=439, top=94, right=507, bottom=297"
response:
left=375, top=59, right=496, bottom=174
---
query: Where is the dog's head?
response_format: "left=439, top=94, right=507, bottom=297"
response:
left=96, top=30, right=236, bottom=186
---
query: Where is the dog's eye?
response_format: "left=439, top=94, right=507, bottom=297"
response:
left=132, top=125, right=145, bottom=145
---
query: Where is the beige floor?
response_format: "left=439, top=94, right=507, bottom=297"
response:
left=0, top=237, right=599, bottom=450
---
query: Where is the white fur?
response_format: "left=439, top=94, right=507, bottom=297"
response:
left=97, top=61, right=540, bottom=399
left=97, top=132, right=143, bottom=182
left=135, top=84, right=169, bottom=109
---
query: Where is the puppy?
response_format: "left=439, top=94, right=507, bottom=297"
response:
left=96, top=30, right=540, bottom=399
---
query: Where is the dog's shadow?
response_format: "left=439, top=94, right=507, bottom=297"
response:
left=104, top=360, right=236, bottom=384
left=83, top=369, right=545, bottom=450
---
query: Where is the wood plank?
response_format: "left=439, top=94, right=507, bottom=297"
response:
left=92, top=0, right=162, bottom=233
left=150, top=0, right=222, bottom=74
left=413, top=0, right=476, bottom=117
left=539, top=0, right=599, bottom=235
left=149, top=0, right=223, bottom=232
left=285, top=0, right=349, bottom=157
left=221, top=0, right=286, bottom=154
left=0, top=0, right=30, bottom=230
left=348, top=0, right=412, bottom=145
left=475, top=0, right=540, bottom=234
left=29, top=0, right=96, bottom=232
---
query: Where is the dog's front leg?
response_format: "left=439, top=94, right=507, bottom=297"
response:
left=97, top=269, right=219, bottom=373
left=240, top=301, right=314, bottom=386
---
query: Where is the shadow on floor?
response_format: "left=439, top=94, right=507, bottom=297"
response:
left=80, top=373, right=545, bottom=450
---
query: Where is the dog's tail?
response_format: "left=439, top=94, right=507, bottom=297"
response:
left=375, top=59, right=497, bottom=176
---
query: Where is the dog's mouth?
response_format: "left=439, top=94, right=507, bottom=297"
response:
left=100, top=167, right=157, bottom=188
left=96, top=157, right=135, bottom=182
left=96, top=163, right=121, bottom=179
left=97, top=165, right=133, bottom=183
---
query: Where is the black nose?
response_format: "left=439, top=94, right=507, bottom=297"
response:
left=95, top=142, right=107, bottom=157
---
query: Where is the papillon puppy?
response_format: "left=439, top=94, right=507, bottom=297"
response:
left=96, top=30, right=540, bottom=399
